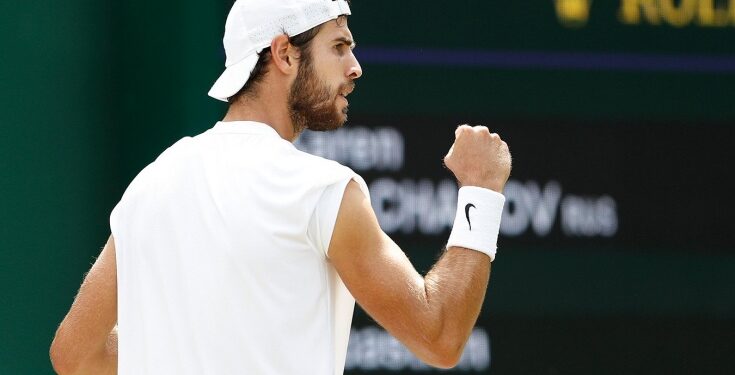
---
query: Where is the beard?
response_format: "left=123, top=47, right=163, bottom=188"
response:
left=288, top=56, right=353, bottom=134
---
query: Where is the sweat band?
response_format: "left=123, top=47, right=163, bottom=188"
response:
left=446, top=186, right=506, bottom=261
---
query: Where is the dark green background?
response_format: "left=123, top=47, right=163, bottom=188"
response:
left=1, top=0, right=733, bottom=374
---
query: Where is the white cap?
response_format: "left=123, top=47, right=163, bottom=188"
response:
left=208, top=0, right=352, bottom=102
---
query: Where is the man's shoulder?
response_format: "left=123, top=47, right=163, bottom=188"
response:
left=287, top=146, right=369, bottom=195
left=291, top=145, right=349, bottom=170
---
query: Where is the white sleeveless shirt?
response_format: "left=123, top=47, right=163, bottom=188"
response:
left=110, top=121, right=368, bottom=375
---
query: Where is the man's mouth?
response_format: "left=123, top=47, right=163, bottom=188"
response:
left=339, top=82, right=355, bottom=99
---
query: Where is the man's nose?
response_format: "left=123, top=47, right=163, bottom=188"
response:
left=347, top=55, right=362, bottom=80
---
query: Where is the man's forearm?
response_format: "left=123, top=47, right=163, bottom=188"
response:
left=50, top=238, right=118, bottom=375
left=421, top=247, right=491, bottom=357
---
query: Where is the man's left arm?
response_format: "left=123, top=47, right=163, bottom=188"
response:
left=50, top=235, right=118, bottom=375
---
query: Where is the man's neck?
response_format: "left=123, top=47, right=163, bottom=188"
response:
left=222, top=95, right=297, bottom=142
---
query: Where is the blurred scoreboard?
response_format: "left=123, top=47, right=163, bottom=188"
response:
left=298, top=116, right=734, bottom=250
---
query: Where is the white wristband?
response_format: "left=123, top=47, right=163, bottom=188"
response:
left=446, top=186, right=506, bottom=261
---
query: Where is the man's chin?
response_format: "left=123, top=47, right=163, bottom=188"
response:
left=338, top=103, right=349, bottom=124
left=307, top=107, right=348, bottom=131
left=305, top=115, right=346, bottom=132
left=309, top=121, right=345, bottom=132
left=337, top=108, right=349, bottom=127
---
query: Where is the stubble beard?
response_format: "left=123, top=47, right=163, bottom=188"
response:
left=288, top=56, right=352, bottom=134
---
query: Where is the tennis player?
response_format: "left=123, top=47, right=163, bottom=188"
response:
left=50, top=0, right=511, bottom=374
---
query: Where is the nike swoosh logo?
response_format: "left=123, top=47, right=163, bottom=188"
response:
left=465, top=203, right=476, bottom=231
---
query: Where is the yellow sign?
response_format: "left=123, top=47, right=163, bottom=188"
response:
left=553, top=0, right=735, bottom=28
left=554, top=0, right=593, bottom=27
left=619, top=0, right=735, bottom=27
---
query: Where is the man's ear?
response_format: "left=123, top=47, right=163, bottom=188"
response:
left=270, top=34, right=300, bottom=75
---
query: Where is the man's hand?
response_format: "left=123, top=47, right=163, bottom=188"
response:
left=444, top=125, right=512, bottom=193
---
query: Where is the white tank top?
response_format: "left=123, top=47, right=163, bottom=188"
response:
left=110, top=121, right=368, bottom=375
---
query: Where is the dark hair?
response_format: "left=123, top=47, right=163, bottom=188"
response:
left=228, top=22, right=327, bottom=103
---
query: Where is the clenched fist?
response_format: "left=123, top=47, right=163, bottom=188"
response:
left=444, top=125, right=512, bottom=193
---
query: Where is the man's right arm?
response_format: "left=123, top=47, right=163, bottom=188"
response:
left=329, top=125, right=511, bottom=369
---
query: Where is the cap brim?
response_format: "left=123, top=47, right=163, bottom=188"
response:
left=208, top=53, right=260, bottom=102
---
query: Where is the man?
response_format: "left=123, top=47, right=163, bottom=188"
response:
left=50, top=0, right=511, bottom=374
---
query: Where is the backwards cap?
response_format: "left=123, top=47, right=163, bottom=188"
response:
left=208, top=0, right=352, bottom=102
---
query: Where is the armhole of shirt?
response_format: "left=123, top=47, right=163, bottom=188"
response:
left=110, top=203, right=120, bottom=238
left=109, top=159, right=158, bottom=240
left=308, top=174, right=370, bottom=258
